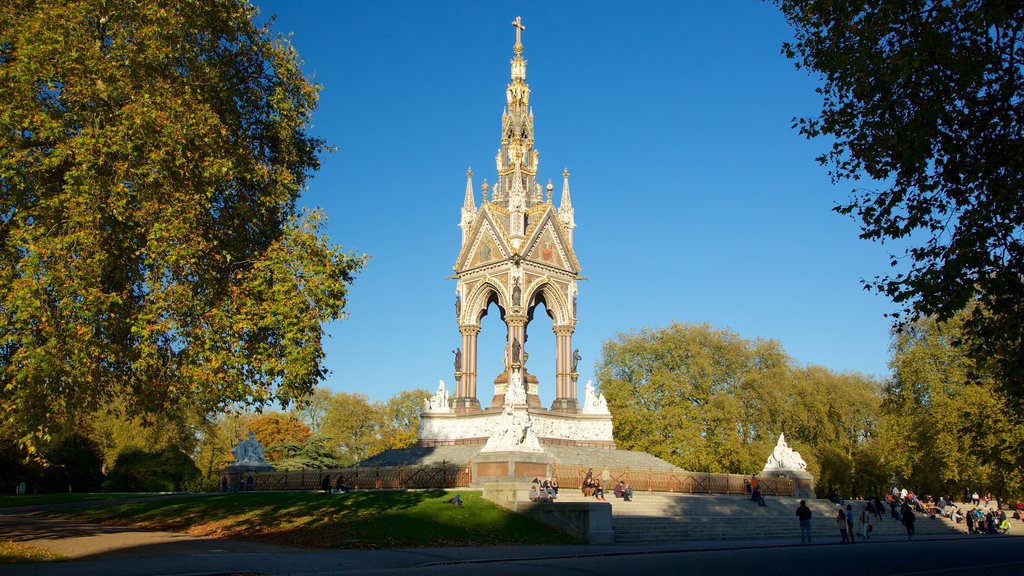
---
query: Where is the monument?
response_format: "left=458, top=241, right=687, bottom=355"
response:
left=760, top=433, right=815, bottom=498
left=417, top=18, right=614, bottom=472
left=225, top=432, right=274, bottom=474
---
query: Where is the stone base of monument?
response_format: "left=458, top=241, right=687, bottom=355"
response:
left=418, top=408, right=614, bottom=449
left=548, top=398, right=579, bottom=413
left=472, top=450, right=553, bottom=483
left=481, top=479, right=614, bottom=544
left=760, top=469, right=815, bottom=499
left=452, top=397, right=482, bottom=413
left=223, top=464, right=274, bottom=490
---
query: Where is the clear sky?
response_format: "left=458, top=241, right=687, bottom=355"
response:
left=254, top=0, right=899, bottom=403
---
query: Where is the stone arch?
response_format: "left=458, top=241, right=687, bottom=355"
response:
left=464, top=281, right=508, bottom=327
left=524, top=280, right=569, bottom=326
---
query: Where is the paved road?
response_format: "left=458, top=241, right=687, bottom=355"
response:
left=3, top=503, right=1023, bottom=575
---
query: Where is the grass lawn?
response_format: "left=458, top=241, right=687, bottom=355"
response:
left=45, top=490, right=582, bottom=549
left=0, top=493, right=168, bottom=508
left=0, top=541, right=66, bottom=563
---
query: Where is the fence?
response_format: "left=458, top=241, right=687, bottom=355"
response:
left=246, top=461, right=471, bottom=491
left=242, top=460, right=792, bottom=497
left=551, top=464, right=794, bottom=497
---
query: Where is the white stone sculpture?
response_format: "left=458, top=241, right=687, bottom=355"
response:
left=423, top=380, right=451, bottom=413
left=582, top=380, right=611, bottom=415
left=230, top=432, right=269, bottom=467
left=762, top=433, right=807, bottom=472
left=481, top=370, right=542, bottom=452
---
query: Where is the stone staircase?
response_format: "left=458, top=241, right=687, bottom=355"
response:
left=554, top=491, right=977, bottom=545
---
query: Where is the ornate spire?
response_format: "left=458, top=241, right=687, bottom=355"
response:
left=463, top=168, right=475, bottom=211
left=559, top=167, right=575, bottom=243
left=460, top=168, right=476, bottom=243
left=497, top=15, right=536, bottom=218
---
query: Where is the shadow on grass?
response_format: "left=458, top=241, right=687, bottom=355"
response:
left=42, top=491, right=582, bottom=549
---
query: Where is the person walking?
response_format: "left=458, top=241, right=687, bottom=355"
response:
left=845, top=504, right=856, bottom=543
left=903, top=508, right=916, bottom=540
left=796, top=500, right=813, bottom=544
left=837, top=509, right=849, bottom=543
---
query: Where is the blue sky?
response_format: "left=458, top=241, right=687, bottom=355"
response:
left=255, top=1, right=900, bottom=403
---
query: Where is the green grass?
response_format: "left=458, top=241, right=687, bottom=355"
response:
left=45, top=490, right=582, bottom=549
left=0, top=493, right=169, bottom=508
left=0, top=541, right=66, bottom=563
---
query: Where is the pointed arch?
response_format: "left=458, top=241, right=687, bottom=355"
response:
left=524, top=279, right=570, bottom=326
left=464, top=280, right=508, bottom=327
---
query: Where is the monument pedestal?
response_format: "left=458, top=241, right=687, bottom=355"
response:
left=473, top=450, right=553, bottom=485
left=453, top=397, right=482, bottom=413
left=760, top=469, right=815, bottom=499
left=549, top=398, right=579, bottom=413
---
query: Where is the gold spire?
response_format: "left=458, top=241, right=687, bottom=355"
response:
left=512, top=16, right=525, bottom=54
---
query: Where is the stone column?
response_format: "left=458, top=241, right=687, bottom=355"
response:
left=454, top=325, right=481, bottom=413
left=550, top=325, right=578, bottom=412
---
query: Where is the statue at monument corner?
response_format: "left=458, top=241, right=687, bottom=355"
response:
left=762, top=432, right=807, bottom=472
left=581, top=380, right=610, bottom=415
left=423, top=380, right=452, bottom=413
left=231, top=432, right=269, bottom=467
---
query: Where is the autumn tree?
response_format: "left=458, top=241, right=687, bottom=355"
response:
left=774, top=1, right=1024, bottom=402
left=245, top=412, right=312, bottom=463
left=0, top=0, right=366, bottom=453
left=880, top=310, right=1024, bottom=498
left=596, top=322, right=883, bottom=495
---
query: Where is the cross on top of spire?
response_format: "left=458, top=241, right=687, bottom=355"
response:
left=512, top=16, right=525, bottom=54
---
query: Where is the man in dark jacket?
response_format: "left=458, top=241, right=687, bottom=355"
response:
left=796, top=500, right=813, bottom=544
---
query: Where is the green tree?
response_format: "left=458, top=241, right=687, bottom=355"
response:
left=39, top=430, right=104, bottom=493
left=374, top=388, right=429, bottom=453
left=881, top=310, right=1024, bottom=498
left=91, top=397, right=200, bottom=471
left=102, top=446, right=200, bottom=492
left=321, top=392, right=378, bottom=466
left=0, top=0, right=366, bottom=453
left=597, top=322, right=882, bottom=495
left=774, top=1, right=1024, bottom=403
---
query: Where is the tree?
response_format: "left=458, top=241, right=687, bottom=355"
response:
left=881, top=309, right=1024, bottom=497
left=374, top=389, right=429, bottom=453
left=102, top=446, right=200, bottom=492
left=0, top=0, right=366, bottom=453
left=774, top=1, right=1024, bottom=402
left=596, top=322, right=882, bottom=495
left=320, top=392, right=379, bottom=466
left=245, top=411, right=312, bottom=463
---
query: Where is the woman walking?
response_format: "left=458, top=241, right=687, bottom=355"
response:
left=837, top=509, right=849, bottom=543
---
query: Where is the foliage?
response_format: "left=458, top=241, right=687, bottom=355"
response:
left=46, top=491, right=581, bottom=548
left=246, top=411, right=312, bottom=462
left=37, top=431, right=104, bottom=493
left=375, top=389, right=428, bottom=452
left=102, top=446, right=200, bottom=492
left=270, top=435, right=343, bottom=470
left=0, top=0, right=366, bottom=454
left=596, top=322, right=882, bottom=495
left=90, top=397, right=201, bottom=471
left=882, top=310, right=1024, bottom=498
left=320, top=392, right=378, bottom=465
left=0, top=540, right=66, bottom=564
left=774, top=1, right=1024, bottom=402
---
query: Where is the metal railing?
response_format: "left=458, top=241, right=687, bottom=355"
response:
left=244, top=461, right=471, bottom=491
left=552, top=464, right=794, bottom=496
